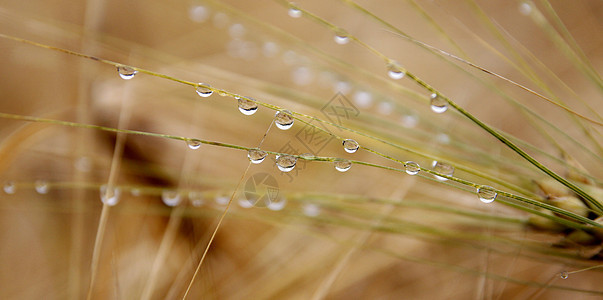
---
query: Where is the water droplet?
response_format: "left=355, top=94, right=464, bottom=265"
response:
left=189, top=5, right=209, bottom=23
left=276, top=155, right=297, bottom=172
left=186, top=139, right=202, bottom=150
left=432, top=161, right=454, bottom=181
left=292, top=66, right=313, bottom=86
left=189, top=191, right=204, bottom=207
left=387, top=61, right=405, bottom=80
left=436, top=133, right=450, bottom=144
left=334, top=81, right=351, bottom=94
left=353, top=91, right=372, bottom=108
left=117, top=66, right=137, bottom=80
left=342, top=139, right=359, bottom=153
left=559, top=271, right=569, bottom=279
left=229, top=23, right=246, bottom=38
left=262, top=41, right=279, bottom=57
left=275, top=110, right=294, bottom=130
left=267, top=197, right=286, bottom=211
left=75, top=156, right=91, bottom=172
left=196, top=83, right=213, bottom=97
left=401, top=115, right=418, bottom=128
left=248, top=148, right=268, bottom=164
left=519, top=2, right=532, bottom=15
left=131, top=188, right=141, bottom=196
left=303, top=203, right=320, bottom=217
left=477, top=185, right=497, bottom=204
left=237, top=98, right=258, bottom=115
left=430, top=93, right=448, bottom=113
left=288, top=3, right=302, bottom=18
left=35, top=180, right=49, bottom=194
left=161, top=190, right=181, bottom=207
left=377, top=102, right=393, bottom=115
left=100, top=185, right=120, bottom=206
left=215, top=195, right=229, bottom=205
left=334, top=159, right=352, bottom=172
left=3, top=181, right=16, bottom=194
left=404, top=161, right=420, bottom=175
left=334, top=29, right=349, bottom=45
left=238, top=198, right=254, bottom=208
left=300, top=153, right=314, bottom=160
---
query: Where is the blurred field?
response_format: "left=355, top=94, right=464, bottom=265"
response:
left=0, top=0, right=601, bottom=299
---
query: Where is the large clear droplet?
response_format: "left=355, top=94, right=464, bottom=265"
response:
left=404, top=161, right=420, bottom=175
left=186, top=139, right=202, bottom=150
left=3, top=181, right=15, bottom=194
left=162, top=190, right=181, bottom=207
left=334, top=29, right=349, bottom=45
left=276, top=155, right=297, bottom=172
left=559, top=271, right=569, bottom=279
left=100, top=185, right=120, bottom=206
left=35, top=180, right=49, bottom=194
left=117, top=66, right=137, bottom=80
left=267, top=197, right=287, bottom=211
left=342, top=139, right=359, bottom=153
left=430, top=93, right=448, bottom=113
left=196, top=83, right=213, bottom=97
left=477, top=185, right=497, bottom=204
left=387, top=61, right=405, bottom=80
left=288, top=3, right=302, bottom=18
left=334, top=159, right=352, bottom=172
left=275, top=110, right=294, bottom=130
left=432, top=161, right=454, bottom=181
left=189, top=191, right=204, bottom=207
left=248, top=148, right=268, bottom=164
left=238, top=97, right=258, bottom=115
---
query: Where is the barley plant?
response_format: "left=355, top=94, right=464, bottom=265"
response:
left=0, top=0, right=601, bottom=299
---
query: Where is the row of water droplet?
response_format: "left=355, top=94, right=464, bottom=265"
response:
left=402, top=161, right=498, bottom=203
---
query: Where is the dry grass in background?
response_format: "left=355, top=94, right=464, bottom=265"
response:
left=0, top=0, right=601, bottom=299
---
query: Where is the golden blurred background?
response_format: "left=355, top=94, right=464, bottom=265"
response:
left=0, top=0, right=601, bottom=299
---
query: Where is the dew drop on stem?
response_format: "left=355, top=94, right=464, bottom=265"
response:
left=387, top=61, right=405, bottom=80
left=275, top=110, right=294, bottom=130
left=35, top=180, right=49, bottom=194
left=334, top=29, right=349, bottom=45
left=162, top=190, right=181, bottom=207
left=334, top=159, right=352, bottom=172
left=117, top=66, right=137, bottom=80
left=248, top=148, right=268, bottom=164
left=196, top=83, right=213, bottom=98
left=342, top=139, right=359, bottom=153
left=238, top=97, right=258, bottom=115
left=477, top=185, right=497, bottom=204
left=186, top=139, right=202, bottom=150
left=288, top=3, right=302, bottom=18
left=432, top=161, right=454, bottom=181
left=404, top=161, right=420, bottom=175
left=276, top=155, right=297, bottom=172
left=430, top=93, right=448, bottom=113
left=3, top=181, right=15, bottom=194
left=100, top=185, right=120, bottom=206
